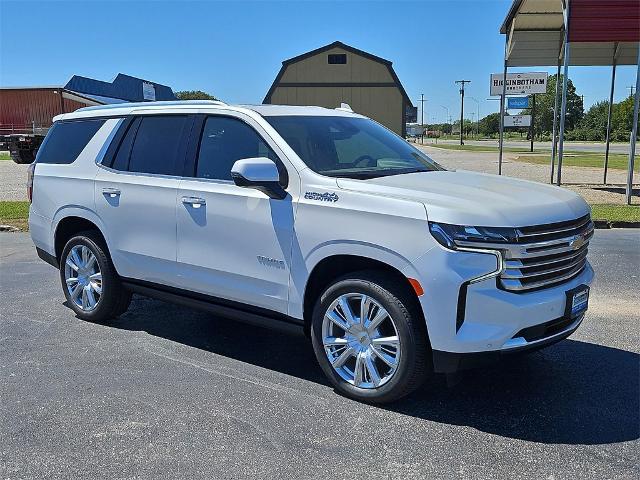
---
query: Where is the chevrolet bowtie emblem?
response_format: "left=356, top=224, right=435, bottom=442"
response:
left=569, top=235, right=586, bottom=250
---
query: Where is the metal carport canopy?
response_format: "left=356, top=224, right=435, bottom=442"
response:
left=500, top=0, right=639, bottom=67
left=498, top=0, right=640, bottom=205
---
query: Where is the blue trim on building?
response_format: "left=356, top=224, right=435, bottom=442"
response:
left=64, top=73, right=176, bottom=103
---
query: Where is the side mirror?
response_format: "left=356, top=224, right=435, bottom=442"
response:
left=231, top=157, right=287, bottom=200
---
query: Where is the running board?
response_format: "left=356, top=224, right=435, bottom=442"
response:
left=122, top=281, right=305, bottom=336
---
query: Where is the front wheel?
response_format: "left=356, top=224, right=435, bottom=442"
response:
left=311, top=271, right=430, bottom=404
left=59, top=231, right=131, bottom=322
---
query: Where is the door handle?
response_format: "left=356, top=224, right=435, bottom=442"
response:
left=102, top=187, right=121, bottom=198
left=181, top=196, right=206, bottom=208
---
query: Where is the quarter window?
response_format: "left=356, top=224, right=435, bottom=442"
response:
left=36, top=119, right=106, bottom=164
left=110, top=118, right=140, bottom=171
left=196, top=116, right=278, bottom=181
left=127, top=115, right=190, bottom=175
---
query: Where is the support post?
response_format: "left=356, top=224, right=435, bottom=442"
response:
left=550, top=59, right=561, bottom=183
left=530, top=94, right=536, bottom=152
left=626, top=47, right=640, bottom=205
left=498, top=36, right=508, bottom=175
left=556, top=0, right=571, bottom=187
left=420, top=93, right=425, bottom=145
left=604, top=45, right=618, bottom=185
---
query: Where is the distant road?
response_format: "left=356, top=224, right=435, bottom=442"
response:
left=434, top=139, right=631, bottom=154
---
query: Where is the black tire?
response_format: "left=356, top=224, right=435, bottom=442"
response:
left=310, top=271, right=430, bottom=404
left=59, top=230, right=131, bottom=322
left=10, top=149, right=35, bottom=164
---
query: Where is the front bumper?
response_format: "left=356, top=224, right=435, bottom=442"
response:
left=406, top=245, right=594, bottom=372
left=432, top=313, right=585, bottom=373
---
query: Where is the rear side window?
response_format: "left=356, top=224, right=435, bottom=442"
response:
left=128, top=116, right=190, bottom=176
left=196, top=116, right=278, bottom=181
left=111, top=118, right=140, bottom=171
left=36, top=119, right=106, bottom=164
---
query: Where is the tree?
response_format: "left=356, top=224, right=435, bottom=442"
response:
left=478, top=112, right=500, bottom=136
left=574, top=95, right=637, bottom=142
left=522, top=74, right=583, bottom=136
left=580, top=101, right=609, bottom=132
left=613, top=95, right=636, bottom=133
left=175, top=90, right=218, bottom=100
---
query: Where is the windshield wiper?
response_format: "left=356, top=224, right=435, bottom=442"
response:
left=330, top=172, right=383, bottom=179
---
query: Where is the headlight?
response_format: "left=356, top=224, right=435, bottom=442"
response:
left=429, top=221, right=517, bottom=249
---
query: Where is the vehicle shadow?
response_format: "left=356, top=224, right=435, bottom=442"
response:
left=105, top=295, right=639, bottom=446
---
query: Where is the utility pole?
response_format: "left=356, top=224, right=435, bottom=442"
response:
left=419, top=94, right=427, bottom=144
left=440, top=105, right=450, bottom=136
left=470, top=97, right=480, bottom=139
left=628, top=85, right=636, bottom=98
left=470, top=112, right=475, bottom=139
left=455, top=80, right=471, bottom=145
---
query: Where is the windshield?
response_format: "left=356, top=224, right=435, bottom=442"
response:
left=265, top=115, right=444, bottom=179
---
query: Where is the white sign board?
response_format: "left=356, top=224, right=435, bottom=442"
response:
left=490, top=72, right=548, bottom=96
left=504, top=114, right=532, bottom=127
left=142, top=82, right=156, bottom=101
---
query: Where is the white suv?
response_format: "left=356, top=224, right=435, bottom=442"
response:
left=28, top=100, right=594, bottom=403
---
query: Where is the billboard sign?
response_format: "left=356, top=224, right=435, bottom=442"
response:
left=507, top=96, right=530, bottom=109
left=504, top=115, right=531, bottom=127
left=491, top=72, right=548, bottom=96
left=405, top=105, right=418, bottom=123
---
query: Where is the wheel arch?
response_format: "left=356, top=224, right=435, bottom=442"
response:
left=53, top=211, right=110, bottom=263
left=302, top=254, right=425, bottom=338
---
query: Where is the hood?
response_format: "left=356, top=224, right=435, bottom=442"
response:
left=336, top=170, right=590, bottom=227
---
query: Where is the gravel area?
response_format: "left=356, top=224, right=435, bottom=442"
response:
left=418, top=145, right=639, bottom=205
left=0, top=159, right=28, bottom=201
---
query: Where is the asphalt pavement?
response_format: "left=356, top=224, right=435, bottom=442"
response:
left=1, top=231, right=638, bottom=479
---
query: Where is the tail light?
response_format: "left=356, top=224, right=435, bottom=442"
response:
left=27, top=162, right=36, bottom=203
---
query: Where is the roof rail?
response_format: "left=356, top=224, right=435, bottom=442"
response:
left=77, top=99, right=226, bottom=112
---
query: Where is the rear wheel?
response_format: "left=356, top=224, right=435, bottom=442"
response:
left=10, top=149, right=35, bottom=164
left=59, top=231, right=131, bottom=322
left=311, top=271, right=429, bottom=404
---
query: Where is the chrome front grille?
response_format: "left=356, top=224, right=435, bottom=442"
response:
left=454, top=214, right=594, bottom=292
left=500, top=215, right=593, bottom=292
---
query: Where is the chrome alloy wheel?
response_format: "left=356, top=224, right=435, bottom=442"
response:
left=64, top=245, right=102, bottom=312
left=322, top=293, right=401, bottom=389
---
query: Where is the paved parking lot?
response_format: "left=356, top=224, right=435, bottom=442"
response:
left=1, top=231, right=638, bottom=479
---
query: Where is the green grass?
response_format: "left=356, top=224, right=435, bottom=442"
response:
left=590, top=204, right=640, bottom=223
left=515, top=153, right=637, bottom=171
left=0, top=201, right=29, bottom=230
left=0, top=152, right=11, bottom=161
left=0, top=200, right=29, bottom=218
left=424, top=143, right=539, bottom=153
left=0, top=200, right=638, bottom=232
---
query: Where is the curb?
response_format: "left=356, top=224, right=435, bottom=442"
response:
left=593, top=220, right=640, bottom=229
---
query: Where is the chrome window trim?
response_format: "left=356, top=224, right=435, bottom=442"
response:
left=96, top=162, right=186, bottom=181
